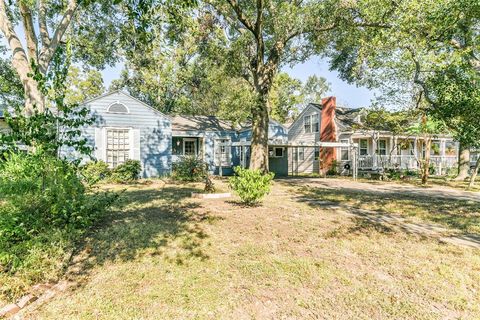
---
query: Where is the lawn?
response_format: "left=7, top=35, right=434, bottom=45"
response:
left=21, top=179, right=480, bottom=319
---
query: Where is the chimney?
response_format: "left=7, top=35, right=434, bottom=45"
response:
left=319, top=96, right=337, bottom=174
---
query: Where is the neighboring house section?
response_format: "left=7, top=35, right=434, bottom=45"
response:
left=238, top=120, right=289, bottom=176
left=171, top=115, right=240, bottom=175
left=288, top=97, right=459, bottom=175
left=80, top=91, right=172, bottom=178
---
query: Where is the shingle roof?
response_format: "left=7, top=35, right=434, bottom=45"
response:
left=172, top=115, right=238, bottom=132
left=335, top=106, right=364, bottom=131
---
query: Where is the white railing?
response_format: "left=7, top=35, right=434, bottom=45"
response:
left=358, top=155, right=457, bottom=174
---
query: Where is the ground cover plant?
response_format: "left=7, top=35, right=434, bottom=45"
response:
left=229, top=166, right=274, bottom=205
left=0, top=152, right=117, bottom=303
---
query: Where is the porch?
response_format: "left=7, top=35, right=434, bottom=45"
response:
left=349, top=134, right=459, bottom=175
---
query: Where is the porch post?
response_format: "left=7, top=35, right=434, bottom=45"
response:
left=413, top=137, right=418, bottom=169
left=440, top=139, right=446, bottom=175
left=372, top=135, right=378, bottom=169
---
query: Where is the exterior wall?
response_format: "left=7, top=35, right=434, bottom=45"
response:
left=79, top=91, right=172, bottom=178
left=172, top=130, right=240, bottom=175
left=288, top=104, right=322, bottom=174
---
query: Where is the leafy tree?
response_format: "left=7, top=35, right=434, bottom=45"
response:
left=0, top=0, right=189, bottom=114
left=326, top=0, right=479, bottom=180
left=302, top=75, right=331, bottom=105
left=64, top=66, right=105, bottom=105
left=0, top=44, right=95, bottom=158
left=269, top=73, right=303, bottom=123
left=202, top=0, right=338, bottom=172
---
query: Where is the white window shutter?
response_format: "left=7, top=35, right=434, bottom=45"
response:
left=129, top=129, right=141, bottom=161
left=95, top=128, right=106, bottom=161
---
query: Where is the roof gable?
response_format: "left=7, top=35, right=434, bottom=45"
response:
left=83, top=90, right=169, bottom=119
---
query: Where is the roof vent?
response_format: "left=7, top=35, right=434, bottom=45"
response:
left=107, top=102, right=129, bottom=114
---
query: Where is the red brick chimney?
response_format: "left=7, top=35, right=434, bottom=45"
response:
left=319, top=96, right=337, bottom=174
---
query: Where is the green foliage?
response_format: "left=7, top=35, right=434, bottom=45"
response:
left=0, top=153, right=117, bottom=281
left=172, top=156, right=208, bottom=182
left=110, top=160, right=142, bottom=183
left=0, top=46, right=96, bottom=158
left=326, top=160, right=339, bottom=176
left=63, top=66, right=105, bottom=105
left=81, top=161, right=110, bottom=185
left=229, top=167, right=274, bottom=205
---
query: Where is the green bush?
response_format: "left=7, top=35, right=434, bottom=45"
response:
left=110, top=160, right=142, bottom=183
left=229, top=166, right=274, bottom=205
left=80, top=160, right=110, bottom=185
left=0, top=152, right=117, bottom=299
left=172, top=156, right=208, bottom=182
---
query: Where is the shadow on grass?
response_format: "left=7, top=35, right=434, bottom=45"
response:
left=284, top=181, right=480, bottom=235
left=67, top=185, right=214, bottom=284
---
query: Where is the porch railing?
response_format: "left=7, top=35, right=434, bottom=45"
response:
left=358, top=155, right=457, bottom=174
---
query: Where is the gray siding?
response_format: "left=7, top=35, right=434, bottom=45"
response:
left=288, top=105, right=322, bottom=174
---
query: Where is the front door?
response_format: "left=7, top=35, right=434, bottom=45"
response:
left=183, top=138, right=197, bottom=156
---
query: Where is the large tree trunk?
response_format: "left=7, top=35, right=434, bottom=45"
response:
left=455, top=144, right=470, bottom=180
left=468, top=157, right=480, bottom=190
left=249, top=94, right=270, bottom=173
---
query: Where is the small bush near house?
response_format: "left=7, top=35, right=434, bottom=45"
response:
left=326, top=160, right=339, bottom=176
left=172, top=156, right=208, bottom=182
left=229, top=166, right=274, bottom=205
left=110, top=160, right=142, bottom=183
left=81, top=160, right=110, bottom=185
left=0, top=152, right=117, bottom=301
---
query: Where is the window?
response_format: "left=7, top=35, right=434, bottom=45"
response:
left=107, top=102, right=129, bottom=113
left=314, top=148, right=320, bottom=160
left=172, top=137, right=183, bottom=155
left=312, top=114, right=319, bottom=132
left=360, top=139, right=368, bottom=156
left=304, top=115, right=311, bottom=133
left=183, top=139, right=197, bottom=155
left=268, top=147, right=283, bottom=158
left=431, top=141, right=441, bottom=156
left=304, top=114, right=319, bottom=133
left=377, top=139, right=387, bottom=155
left=106, top=129, right=130, bottom=168
left=215, top=139, right=231, bottom=166
left=340, top=139, right=349, bottom=161
left=274, top=147, right=284, bottom=158
left=298, top=147, right=304, bottom=160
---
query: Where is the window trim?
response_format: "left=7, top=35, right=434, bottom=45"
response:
left=359, top=139, right=369, bottom=156
left=215, top=138, right=232, bottom=166
left=304, top=115, right=312, bottom=133
left=105, top=127, right=131, bottom=168
left=340, top=139, right=349, bottom=161
left=273, top=147, right=284, bottom=158
left=183, top=138, right=197, bottom=156
left=107, top=101, right=130, bottom=114
left=311, top=114, right=320, bottom=133
left=377, top=139, right=387, bottom=156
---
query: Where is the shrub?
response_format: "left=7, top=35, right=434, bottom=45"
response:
left=326, top=160, right=339, bottom=176
left=110, top=160, right=142, bottom=183
left=229, top=166, right=274, bottom=205
left=81, top=160, right=110, bottom=185
left=0, top=152, right=117, bottom=299
left=172, top=156, right=208, bottom=182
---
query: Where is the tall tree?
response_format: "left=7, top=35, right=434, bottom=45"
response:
left=327, top=0, right=480, bottom=179
left=0, top=0, right=173, bottom=114
left=302, top=75, right=330, bottom=105
left=64, top=66, right=105, bottom=105
left=203, top=0, right=337, bottom=171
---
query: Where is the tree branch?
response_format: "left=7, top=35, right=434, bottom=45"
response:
left=225, top=0, right=256, bottom=35
left=38, top=0, right=51, bottom=48
left=19, top=2, right=38, bottom=62
left=39, top=0, right=79, bottom=73
left=0, top=0, right=30, bottom=79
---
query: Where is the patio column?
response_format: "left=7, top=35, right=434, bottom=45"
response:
left=372, top=135, right=378, bottom=169
left=440, top=139, right=446, bottom=175
left=413, top=137, right=418, bottom=169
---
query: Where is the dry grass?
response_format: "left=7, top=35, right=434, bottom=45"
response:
left=23, top=179, right=480, bottom=319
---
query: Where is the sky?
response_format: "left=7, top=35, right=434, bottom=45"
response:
left=100, top=56, right=376, bottom=109
left=3, top=26, right=376, bottom=109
